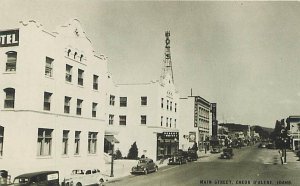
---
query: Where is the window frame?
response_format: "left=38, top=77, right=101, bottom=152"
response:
left=64, top=96, right=71, bottom=114
left=43, top=92, right=52, bottom=111
left=93, top=75, right=98, bottom=90
left=119, top=115, right=127, bottom=126
left=92, top=102, right=97, bottom=118
left=141, top=115, right=147, bottom=125
left=65, top=64, right=73, bottom=82
left=109, top=114, right=114, bottom=125
left=45, top=57, right=53, bottom=77
left=5, top=51, right=17, bottom=72
left=4, top=88, right=15, bottom=109
left=141, top=96, right=147, bottom=106
left=110, top=95, right=115, bottom=106
left=120, top=97, right=127, bottom=107
left=74, top=131, right=81, bottom=155
left=37, top=128, right=53, bottom=156
left=78, top=69, right=84, bottom=86
left=76, top=99, right=83, bottom=116
left=88, top=132, right=98, bottom=154
left=62, top=130, right=69, bottom=155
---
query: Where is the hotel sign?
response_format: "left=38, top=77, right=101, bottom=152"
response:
left=0, top=29, right=19, bottom=47
left=194, top=102, right=198, bottom=127
left=211, top=103, right=217, bottom=136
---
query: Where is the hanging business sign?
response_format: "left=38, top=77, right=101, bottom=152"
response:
left=0, top=29, right=19, bottom=47
left=211, top=103, right=218, bottom=136
left=194, top=102, right=198, bottom=127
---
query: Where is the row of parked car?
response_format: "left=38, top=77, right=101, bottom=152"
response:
left=130, top=149, right=199, bottom=176
left=167, top=149, right=198, bottom=165
left=0, top=168, right=108, bottom=186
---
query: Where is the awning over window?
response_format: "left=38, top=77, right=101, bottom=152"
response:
left=104, top=135, right=120, bottom=143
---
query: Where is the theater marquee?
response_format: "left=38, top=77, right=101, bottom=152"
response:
left=0, top=29, right=19, bottom=47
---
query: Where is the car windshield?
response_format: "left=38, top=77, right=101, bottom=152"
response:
left=14, top=178, right=29, bottom=184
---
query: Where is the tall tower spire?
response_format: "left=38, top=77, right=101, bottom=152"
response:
left=160, top=31, right=174, bottom=83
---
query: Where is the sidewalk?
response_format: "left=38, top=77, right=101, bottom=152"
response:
left=103, top=158, right=169, bottom=182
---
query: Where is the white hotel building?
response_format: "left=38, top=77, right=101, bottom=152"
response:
left=105, top=31, right=180, bottom=160
left=179, top=95, right=211, bottom=151
left=0, top=19, right=108, bottom=179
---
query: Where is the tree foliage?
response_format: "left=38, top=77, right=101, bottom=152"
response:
left=115, top=149, right=123, bottom=159
left=127, top=142, right=139, bottom=159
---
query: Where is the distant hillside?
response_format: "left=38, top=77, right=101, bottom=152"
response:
left=251, top=125, right=273, bottom=139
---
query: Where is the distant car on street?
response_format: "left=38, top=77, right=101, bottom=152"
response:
left=211, top=146, right=221, bottom=153
left=63, top=169, right=107, bottom=186
left=168, top=150, right=187, bottom=165
left=131, top=158, right=158, bottom=175
left=13, top=171, right=59, bottom=186
left=220, top=148, right=234, bottom=159
left=258, top=142, right=267, bottom=148
left=187, top=149, right=198, bottom=161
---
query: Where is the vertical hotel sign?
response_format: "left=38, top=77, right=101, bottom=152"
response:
left=211, top=103, right=217, bottom=137
left=194, top=99, right=198, bottom=127
left=0, top=29, right=19, bottom=47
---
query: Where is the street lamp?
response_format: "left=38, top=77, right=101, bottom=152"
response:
left=110, top=140, right=115, bottom=177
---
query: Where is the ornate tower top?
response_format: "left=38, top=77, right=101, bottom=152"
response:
left=160, top=31, right=174, bottom=83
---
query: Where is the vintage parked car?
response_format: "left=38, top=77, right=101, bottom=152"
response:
left=13, top=171, right=59, bottom=186
left=168, top=150, right=187, bottom=165
left=220, top=148, right=234, bottom=159
left=131, top=158, right=158, bottom=175
left=211, top=146, right=221, bottom=153
left=63, top=169, right=107, bottom=186
left=187, top=149, right=198, bottom=161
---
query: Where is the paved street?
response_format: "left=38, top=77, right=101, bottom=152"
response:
left=105, top=146, right=299, bottom=186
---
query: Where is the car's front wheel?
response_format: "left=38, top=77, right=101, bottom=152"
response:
left=76, top=183, right=82, bottom=186
left=144, top=169, right=148, bottom=175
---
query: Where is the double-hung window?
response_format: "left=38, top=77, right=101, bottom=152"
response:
left=74, top=131, right=81, bottom=155
left=62, top=130, right=69, bottom=155
left=0, top=126, right=4, bottom=156
left=37, top=128, right=53, bottom=156
left=6, top=51, right=17, bottom=72
left=109, top=114, right=114, bottom=125
left=45, top=57, right=53, bottom=77
left=92, top=102, right=97, bottom=117
left=141, top=115, right=147, bottom=125
left=119, top=115, right=126, bottom=126
left=110, top=95, right=115, bottom=106
left=141, top=97, right=147, bottom=106
left=93, top=75, right=98, bottom=90
left=4, top=88, right=15, bottom=109
left=65, top=64, right=72, bottom=82
left=76, top=99, right=83, bottom=115
left=78, top=69, right=84, bottom=86
left=88, top=132, right=98, bottom=154
left=64, top=96, right=71, bottom=114
left=43, top=92, right=52, bottom=111
left=120, top=97, right=127, bottom=107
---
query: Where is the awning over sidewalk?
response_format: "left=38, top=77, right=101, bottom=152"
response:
left=105, top=135, right=120, bottom=143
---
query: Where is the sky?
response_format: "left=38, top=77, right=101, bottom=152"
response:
left=1, top=1, right=300, bottom=128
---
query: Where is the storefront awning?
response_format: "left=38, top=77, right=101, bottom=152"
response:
left=104, top=135, right=120, bottom=143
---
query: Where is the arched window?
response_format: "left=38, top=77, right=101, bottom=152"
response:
left=4, top=88, right=15, bottom=108
left=67, top=49, right=71, bottom=57
left=74, top=52, right=77, bottom=60
left=6, top=51, right=17, bottom=72
left=80, top=54, right=84, bottom=62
